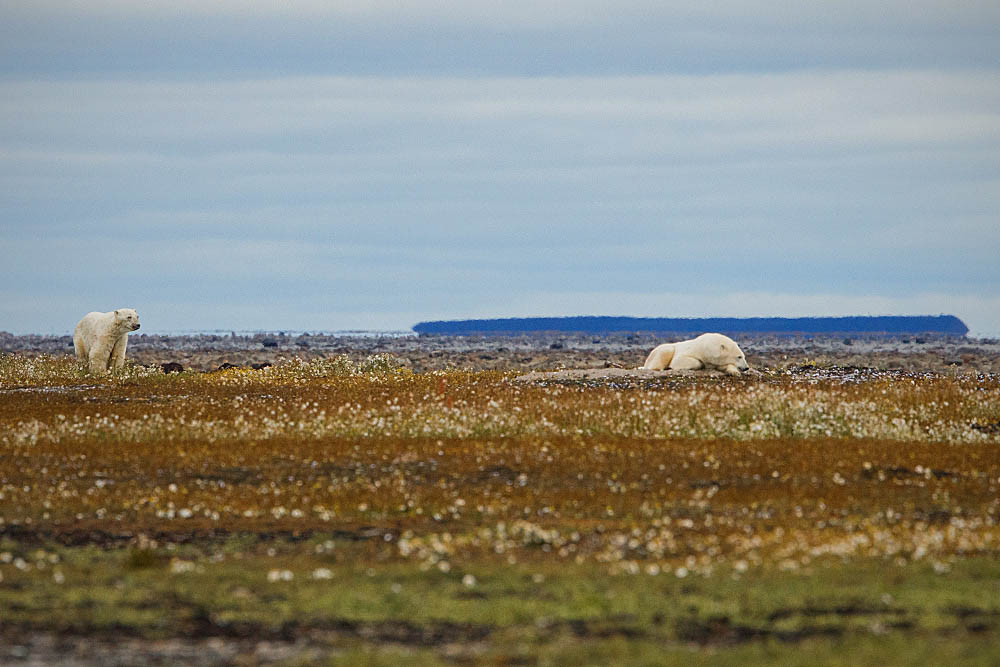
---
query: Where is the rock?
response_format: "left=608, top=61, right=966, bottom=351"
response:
left=161, top=362, right=184, bottom=374
left=251, top=362, right=272, bottom=370
left=261, top=338, right=279, bottom=348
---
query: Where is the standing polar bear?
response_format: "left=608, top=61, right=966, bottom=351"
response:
left=642, top=332, right=749, bottom=376
left=73, top=309, right=141, bottom=375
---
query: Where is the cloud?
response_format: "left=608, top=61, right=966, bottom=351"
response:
left=3, top=73, right=997, bottom=255
left=2, top=1, right=999, bottom=76
left=1, top=49, right=997, bottom=334
left=7, top=0, right=1000, bottom=31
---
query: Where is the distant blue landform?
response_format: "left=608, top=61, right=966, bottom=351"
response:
left=412, top=315, right=969, bottom=336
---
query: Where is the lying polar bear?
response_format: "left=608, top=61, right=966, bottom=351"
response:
left=73, top=308, right=141, bottom=375
left=642, top=332, right=749, bottom=376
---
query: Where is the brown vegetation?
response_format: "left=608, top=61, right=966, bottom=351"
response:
left=2, top=355, right=998, bottom=575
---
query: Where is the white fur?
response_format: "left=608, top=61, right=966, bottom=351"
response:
left=73, top=309, right=141, bottom=375
left=642, top=332, right=750, bottom=376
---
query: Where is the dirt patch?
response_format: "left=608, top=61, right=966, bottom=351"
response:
left=0, top=525, right=388, bottom=549
left=674, top=615, right=843, bottom=644
left=767, top=604, right=906, bottom=622
left=563, top=615, right=646, bottom=639
left=512, top=366, right=731, bottom=387
left=0, top=620, right=493, bottom=666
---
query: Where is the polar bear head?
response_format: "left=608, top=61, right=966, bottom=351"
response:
left=698, top=333, right=749, bottom=373
left=719, top=336, right=750, bottom=371
left=720, top=337, right=749, bottom=372
left=114, top=308, right=141, bottom=332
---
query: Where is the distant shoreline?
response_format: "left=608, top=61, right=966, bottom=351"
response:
left=412, top=315, right=970, bottom=337
left=4, top=315, right=995, bottom=340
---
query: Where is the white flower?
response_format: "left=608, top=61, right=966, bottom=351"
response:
left=169, top=558, right=195, bottom=574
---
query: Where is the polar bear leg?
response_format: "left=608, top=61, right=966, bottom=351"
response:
left=74, top=335, right=87, bottom=363
left=669, top=354, right=704, bottom=371
left=88, top=343, right=112, bottom=375
left=721, top=363, right=742, bottom=377
left=109, top=334, right=128, bottom=371
left=642, top=344, right=676, bottom=370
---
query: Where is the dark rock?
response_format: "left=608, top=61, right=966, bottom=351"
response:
left=251, top=362, right=272, bottom=370
left=261, top=338, right=279, bottom=348
left=161, top=362, right=184, bottom=374
left=971, top=421, right=1000, bottom=434
left=550, top=342, right=564, bottom=350
left=842, top=338, right=853, bottom=346
left=216, top=362, right=242, bottom=371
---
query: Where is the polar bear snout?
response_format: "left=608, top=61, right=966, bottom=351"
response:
left=131, top=323, right=141, bottom=331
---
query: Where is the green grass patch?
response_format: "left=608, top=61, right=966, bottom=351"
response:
left=2, top=541, right=998, bottom=663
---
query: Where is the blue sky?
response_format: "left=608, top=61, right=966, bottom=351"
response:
left=2, top=1, right=999, bottom=335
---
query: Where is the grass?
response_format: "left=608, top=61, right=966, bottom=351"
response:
left=1, top=353, right=999, bottom=664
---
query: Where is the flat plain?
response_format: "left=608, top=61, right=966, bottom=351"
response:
left=1, top=335, right=999, bottom=665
